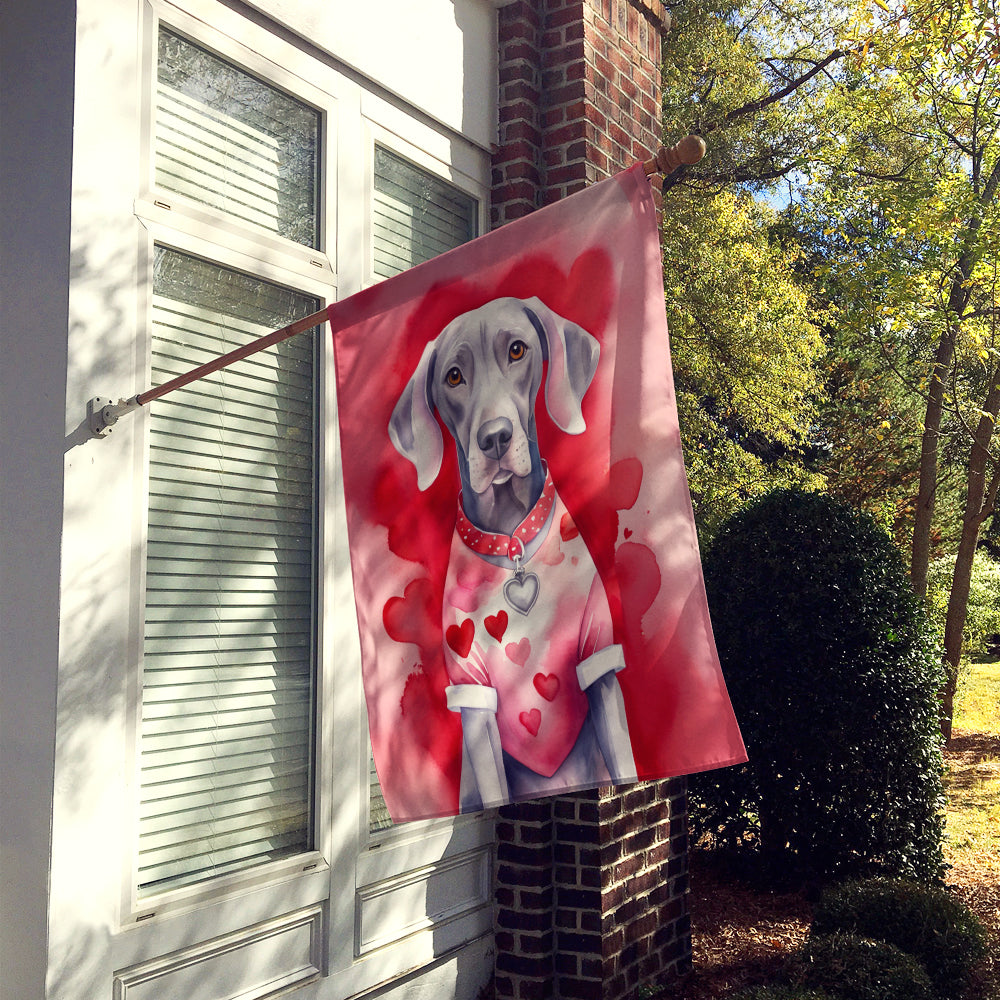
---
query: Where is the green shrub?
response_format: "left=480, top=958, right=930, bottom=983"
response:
left=794, top=933, right=934, bottom=1000
left=691, top=489, right=946, bottom=882
left=812, top=878, right=988, bottom=999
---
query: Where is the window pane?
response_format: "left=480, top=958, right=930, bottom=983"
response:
left=372, top=146, right=477, bottom=279
left=369, top=149, right=478, bottom=832
left=138, top=247, right=318, bottom=895
left=156, top=28, right=320, bottom=248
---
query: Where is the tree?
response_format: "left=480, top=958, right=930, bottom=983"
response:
left=662, top=188, right=825, bottom=539
left=661, top=0, right=854, bottom=194
left=927, top=548, right=1000, bottom=658
left=661, top=1, right=998, bottom=737
left=800, top=0, right=1000, bottom=735
left=659, top=0, right=848, bottom=539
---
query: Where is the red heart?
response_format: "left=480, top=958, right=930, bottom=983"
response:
left=382, top=577, right=436, bottom=647
left=624, top=528, right=633, bottom=539
left=560, top=512, right=580, bottom=541
left=484, top=610, right=508, bottom=643
left=505, top=638, right=531, bottom=666
left=533, top=673, right=560, bottom=701
left=446, top=618, right=475, bottom=658
left=519, top=708, right=541, bottom=736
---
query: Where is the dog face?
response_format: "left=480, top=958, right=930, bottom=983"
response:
left=389, top=297, right=600, bottom=526
left=430, top=302, right=545, bottom=499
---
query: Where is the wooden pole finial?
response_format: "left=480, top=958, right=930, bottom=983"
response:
left=643, top=135, right=707, bottom=176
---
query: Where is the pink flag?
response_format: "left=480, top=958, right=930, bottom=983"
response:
left=330, top=165, right=746, bottom=822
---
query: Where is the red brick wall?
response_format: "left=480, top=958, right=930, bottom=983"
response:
left=493, top=781, right=690, bottom=1000
left=492, top=0, right=667, bottom=226
left=490, top=8, right=690, bottom=997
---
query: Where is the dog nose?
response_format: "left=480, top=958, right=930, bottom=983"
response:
left=477, top=417, right=513, bottom=459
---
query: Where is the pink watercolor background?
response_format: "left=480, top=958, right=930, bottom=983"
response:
left=331, top=166, right=746, bottom=822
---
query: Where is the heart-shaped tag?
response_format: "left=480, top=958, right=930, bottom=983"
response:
left=504, top=571, right=540, bottom=615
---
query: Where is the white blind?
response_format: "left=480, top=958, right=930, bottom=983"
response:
left=372, top=146, right=477, bottom=280
left=138, top=248, right=319, bottom=895
left=156, top=28, right=320, bottom=248
left=368, top=148, right=477, bottom=832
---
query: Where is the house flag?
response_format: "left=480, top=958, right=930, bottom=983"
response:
left=330, top=164, right=746, bottom=822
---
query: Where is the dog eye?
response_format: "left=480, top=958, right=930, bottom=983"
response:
left=445, top=366, right=464, bottom=387
left=508, top=340, right=527, bottom=362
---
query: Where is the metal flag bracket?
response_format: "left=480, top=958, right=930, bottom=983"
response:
left=88, top=395, right=141, bottom=437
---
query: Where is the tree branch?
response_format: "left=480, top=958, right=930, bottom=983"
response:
left=702, top=49, right=847, bottom=133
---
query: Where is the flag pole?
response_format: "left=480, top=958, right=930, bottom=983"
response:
left=88, top=136, right=705, bottom=437
left=87, top=307, right=330, bottom=437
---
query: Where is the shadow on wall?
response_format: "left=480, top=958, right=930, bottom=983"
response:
left=44, top=203, right=153, bottom=997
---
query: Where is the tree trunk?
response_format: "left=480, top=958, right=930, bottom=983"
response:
left=940, top=373, right=1000, bottom=740
left=910, top=329, right=955, bottom=598
left=911, top=161, right=1000, bottom=596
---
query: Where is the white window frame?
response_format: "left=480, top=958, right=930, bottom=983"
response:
left=124, top=0, right=339, bottom=928
left=326, top=92, right=496, bottom=999
left=361, top=116, right=488, bottom=846
left=111, top=0, right=495, bottom=992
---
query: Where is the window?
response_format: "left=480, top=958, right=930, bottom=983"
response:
left=372, top=145, right=477, bottom=279
left=136, top=26, right=323, bottom=898
left=367, top=146, right=478, bottom=833
left=139, top=248, right=319, bottom=895
left=55, top=0, right=498, bottom=993
left=118, top=7, right=493, bottom=992
left=155, top=28, right=320, bottom=247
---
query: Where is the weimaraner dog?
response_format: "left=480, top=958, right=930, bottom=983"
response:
left=389, top=296, right=636, bottom=811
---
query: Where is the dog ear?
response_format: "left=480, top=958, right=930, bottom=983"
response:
left=523, top=297, right=600, bottom=434
left=388, top=340, right=443, bottom=491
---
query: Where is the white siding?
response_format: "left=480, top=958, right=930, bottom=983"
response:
left=241, top=0, right=498, bottom=152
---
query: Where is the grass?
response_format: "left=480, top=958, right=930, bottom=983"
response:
left=945, top=660, right=1000, bottom=867
left=941, top=658, right=1000, bottom=999
left=955, top=658, right=1000, bottom=734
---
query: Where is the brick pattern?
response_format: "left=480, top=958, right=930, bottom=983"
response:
left=495, top=801, right=556, bottom=999
left=494, top=782, right=691, bottom=1000
left=492, top=0, right=667, bottom=227
left=490, top=3, right=689, bottom=998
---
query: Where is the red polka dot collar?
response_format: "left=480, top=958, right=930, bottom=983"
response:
left=456, top=473, right=556, bottom=561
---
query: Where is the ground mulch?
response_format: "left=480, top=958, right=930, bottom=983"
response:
left=656, top=734, right=1000, bottom=999
left=656, top=850, right=814, bottom=999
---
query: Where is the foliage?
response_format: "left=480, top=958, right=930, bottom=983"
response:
left=691, top=489, right=946, bottom=882
left=811, top=878, right=988, bottom=999
left=791, top=0, right=1000, bottom=738
left=792, top=933, right=934, bottom=1000
left=810, top=329, right=928, bottom=547
left=661, top=0, right=1000, bottom=738
left=663, top=189, right=826, bottom=540
left=661, top=0, right=855, bottom=194
left=927, top=550, right=1000, bottom=658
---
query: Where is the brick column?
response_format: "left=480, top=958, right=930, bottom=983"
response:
left=491, top=3, right=692, bottom=998
left=495, top=801, right=556, bottom=999
left=493, top=0, right=667, bottom=224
